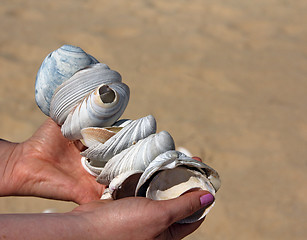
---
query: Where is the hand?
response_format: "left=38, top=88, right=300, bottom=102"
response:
left=73, top=190, right=214, bottom=240
left=0, top=190, right=214, bottom=240
left=0, top=118, right=104, bottom=204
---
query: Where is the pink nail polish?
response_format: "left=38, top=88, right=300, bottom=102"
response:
left=200, top=193, right=214, bottom=207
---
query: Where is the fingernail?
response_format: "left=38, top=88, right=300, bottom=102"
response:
left=192, top=157, right=202, bottom=162
left=200, top=193, right=214, bottom=207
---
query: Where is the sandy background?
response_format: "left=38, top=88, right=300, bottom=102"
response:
left=0, top=0, right=306, bottom=239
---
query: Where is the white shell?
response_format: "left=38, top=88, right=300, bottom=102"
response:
left=80, top=127, right=119, bottom=147
left=108, top=170, right=143, bottom=199
left=49, top=63, right=123, bottom=125
left=60, top=82, right=129, bottom=139
left=135, top=150, right=220, bottom=223
left=35, top=45, right=130, bottom=140
left=81, top=115, right=157, bottom=162
left=35, top=45, right=98, bottom=115
left=96, top=131, right=175, bottom=185
left=81, top=156, right=104, bottom=177
left=136, top=151, right=220, bottom=195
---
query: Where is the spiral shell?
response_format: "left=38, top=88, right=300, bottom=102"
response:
left=35, top=45, right=130, bottom=139
left=81, top=115, right=157, bottom=162
left=35, top=45, right=99, bottom=115
left=96, top=130, right=175, bottom=185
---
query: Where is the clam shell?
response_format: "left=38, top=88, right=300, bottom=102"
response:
left=35, top=45, right=98, bottom=115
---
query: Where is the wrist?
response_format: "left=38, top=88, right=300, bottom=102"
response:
left=0, top=139, right=21, bottom=196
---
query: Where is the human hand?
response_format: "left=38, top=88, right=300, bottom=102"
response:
left=0, top=190, right=213, bottom=240
left=73, top=190, right=214, bottom=240
left=0, top=118, right=104, bottom=204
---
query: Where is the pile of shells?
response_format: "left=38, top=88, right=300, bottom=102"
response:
left=35, top=45, right=221, bottom=223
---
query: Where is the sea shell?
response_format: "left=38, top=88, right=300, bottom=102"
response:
left=35, top=45, right=99, bottom=115
left=95, top=130, right=175, bottom=185
left=99, top=150, right=221, bottom=223
left=81, top=115, right=157, bottom=162
left=107, top=170, right=143, bottom=199
left=35, top=45, right=130, bottom=139
left=35, top=45, right=221, bottom=224
left=135, top=150, right=220, bottom=223
left=60, top=82, right=129, bottom=139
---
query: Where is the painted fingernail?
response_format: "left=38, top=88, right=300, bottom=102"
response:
left=192, top=157, right=202, bottom=162
left=200, top=193, right=214, bottom=207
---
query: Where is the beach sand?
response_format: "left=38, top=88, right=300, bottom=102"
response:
left=0, top=0, right=306, bottom=239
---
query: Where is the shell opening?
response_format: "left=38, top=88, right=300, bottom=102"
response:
left=146, top=167, right=214, bottom=201
left=99, top=85, right=116, bottom=103
left=112, top=173, right=142, bottom=199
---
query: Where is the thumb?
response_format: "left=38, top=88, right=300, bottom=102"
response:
left=161, top=190, right=214, bottom=224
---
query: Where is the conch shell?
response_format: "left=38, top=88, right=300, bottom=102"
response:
left=35, top=45, right=221, bottom=223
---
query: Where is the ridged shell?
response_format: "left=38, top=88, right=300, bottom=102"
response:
left=136, top=150, right=220, bottom=197
left=35, top=45, right=98, bottom=115
left=81, top=115, right=156, bottom=162
left=135, top=150, right=220, bottom=223
left=35, top=46, right=129, bottom=140
left=60, top=82, right=129, bottom=139
left=49, top=63, right=123, bottom=125
left=96, top=131, right=175, bottom=185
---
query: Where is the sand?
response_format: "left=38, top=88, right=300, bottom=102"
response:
left=0, top=0, right=306, bottom=239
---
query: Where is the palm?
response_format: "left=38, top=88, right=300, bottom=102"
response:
left=16, top=118, right=104, bottom=204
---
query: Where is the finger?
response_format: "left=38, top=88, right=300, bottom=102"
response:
left=168, top=218, right=205, bottom=240
left=161, top=190, right=214, bottom=224
left=192, top=156, right=202, bottom=162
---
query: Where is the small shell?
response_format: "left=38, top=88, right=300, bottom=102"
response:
left=35, top=45, right=98, bottom=115
left=96, top=131, right=175, bottom=185
left=100, top=188, right=113, bottom=200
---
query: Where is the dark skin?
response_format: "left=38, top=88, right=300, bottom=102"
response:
left=0, top=118, right=213, bottom=239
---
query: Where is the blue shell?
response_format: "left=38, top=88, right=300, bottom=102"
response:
left=35, top=45, right=99, bottom=115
